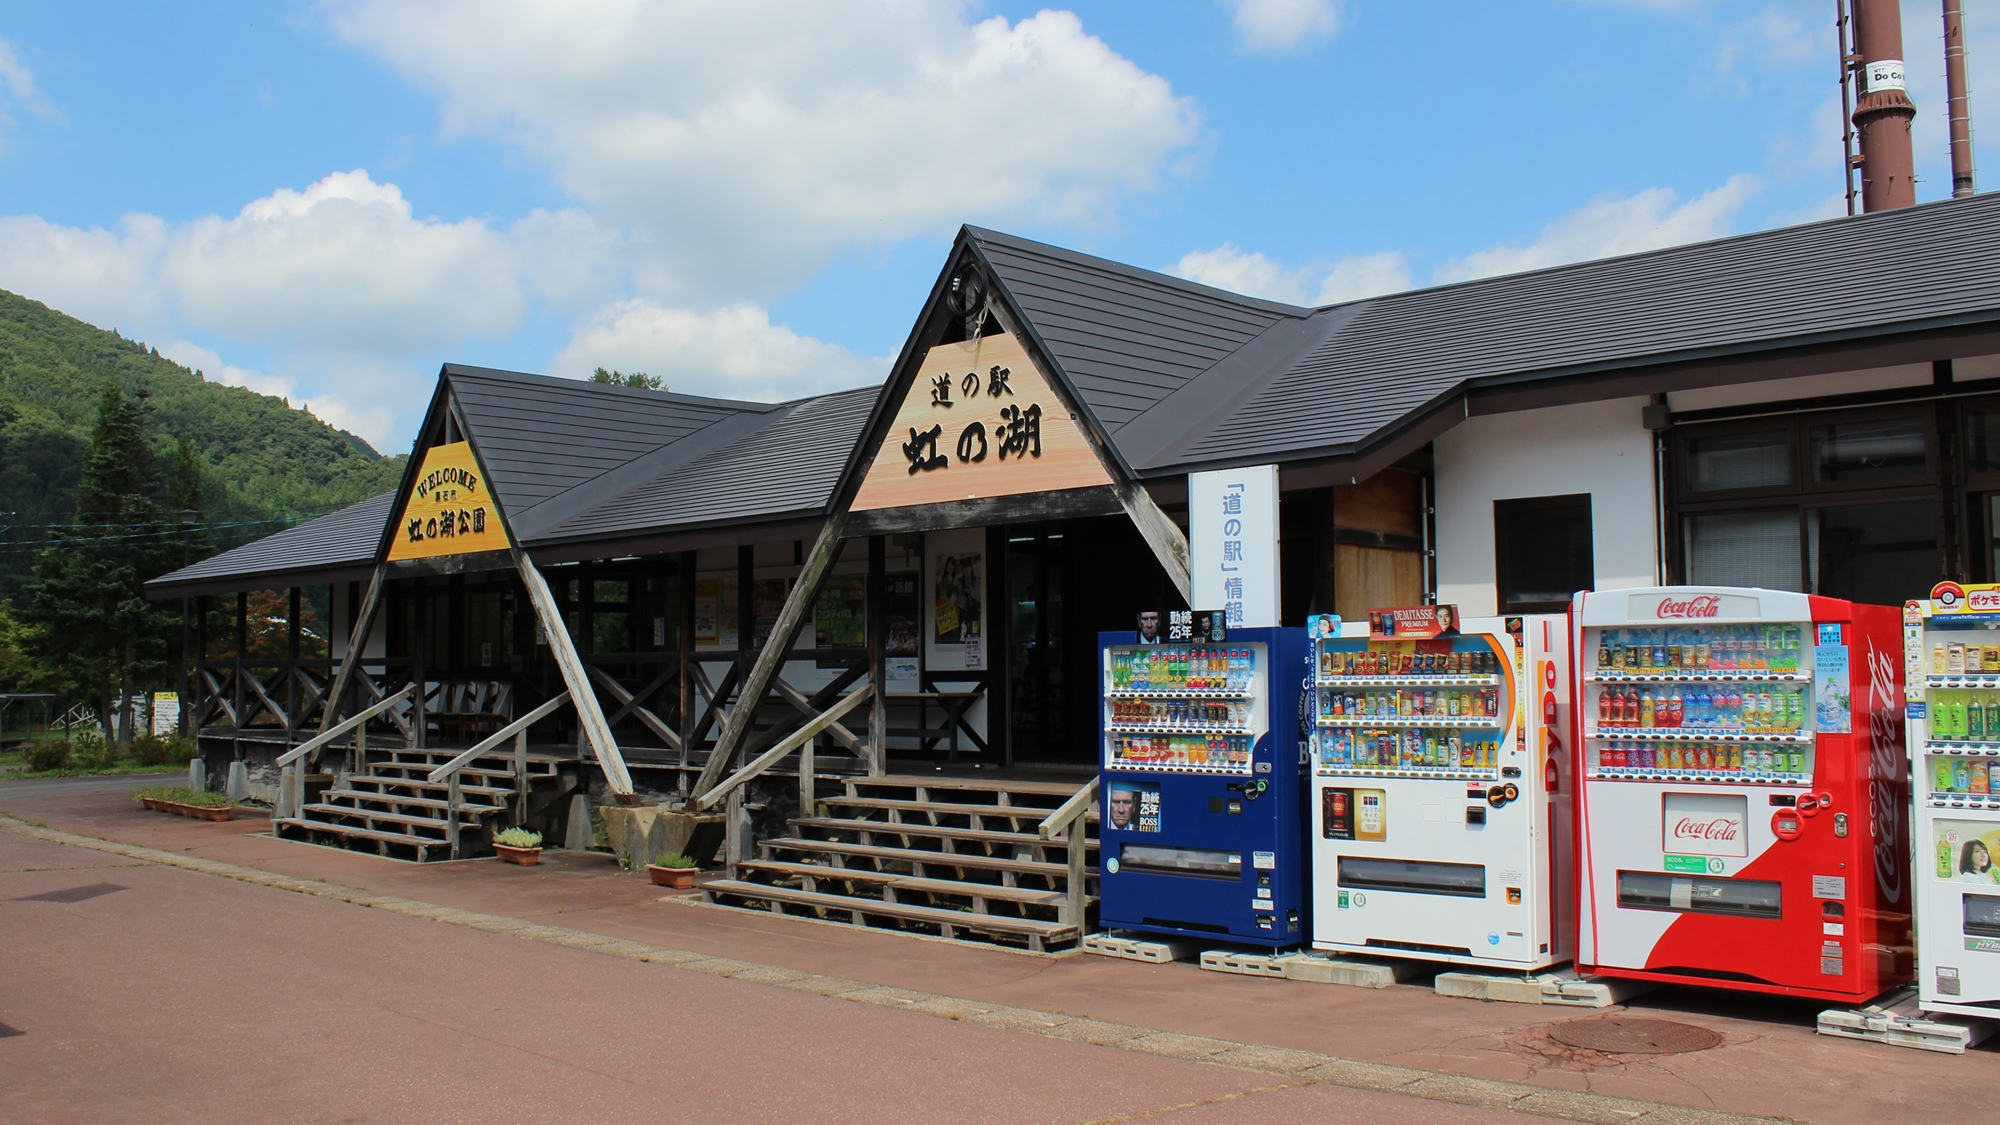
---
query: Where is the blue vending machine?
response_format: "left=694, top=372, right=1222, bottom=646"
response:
left=1096, top=625, right=1311, bottom=946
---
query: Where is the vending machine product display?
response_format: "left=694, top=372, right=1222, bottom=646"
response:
left=1905, top=583, right=2000, bottom=1017
left=1572, top=586, right=1909, bottom=1003
left=1307, top=612, right=1572, bottom=969
left=1096, top=626, right=1310, bottom=946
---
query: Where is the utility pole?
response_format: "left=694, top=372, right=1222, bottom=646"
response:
left=1850, top=0, right=1920, bottom=211
left=1944, top=0, right=1976, bottom=197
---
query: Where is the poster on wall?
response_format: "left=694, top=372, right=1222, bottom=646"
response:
left=1815, top=644, right=1852, bottom=733
left=815, top=575, right=867, bottom=667
left=884, top=571, right=922, bottom=693
left=693, top=579, right=724, bottom=647
left=151, top=692, right=179, bottom=737
left=1188, top=465, right=1279, bottom=628
left=935, top=553, right=983, bottom=648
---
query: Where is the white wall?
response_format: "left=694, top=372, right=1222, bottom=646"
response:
left=1435, top=397, right=1657, bottom=617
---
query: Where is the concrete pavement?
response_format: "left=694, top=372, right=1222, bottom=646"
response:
left=2, top=775, right=1991, bottom=1123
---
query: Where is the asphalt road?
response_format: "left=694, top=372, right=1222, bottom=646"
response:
left=0, top=826, right=1534, bottom=1125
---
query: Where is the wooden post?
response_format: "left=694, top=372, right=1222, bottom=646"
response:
left=866, top=535, right=886, bottom=776
left=354, top=714, right=367, bottom=777
left=695, top=513, right=849, bottom=798
left=446, top=771, right=462, bottom=860
left=234, top=591, right=247, bottom=739
left=287, top=586, right=301, bottom=745
left=1065, top=819, right=1087, bottom=930
left=515, top=728, right=528, bottom=823
left=514, top=550, right=636, bottom=797
left=320, top=565, right=387, bottom=733
left=677, top=551, right=696, bottom=792
left=725, top=785, right=750, bottom=878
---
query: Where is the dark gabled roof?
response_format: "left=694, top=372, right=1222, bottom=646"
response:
left=146, top=492, right=393, bottom=596
left=448, top=365, right=774, bottom=519
left=968, top=227, right=1304, bottom=435
left=1178, top=192, right=2000, bottom=469
left=530, top=386, right=879, bottom=544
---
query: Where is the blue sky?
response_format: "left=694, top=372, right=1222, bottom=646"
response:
left=0, top=1, right=1991, bottom=454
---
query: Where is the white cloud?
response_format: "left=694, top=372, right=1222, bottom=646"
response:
left=158, top=340, right=401, bottom=452
left=0, top=170, right=613, bottom=357
left=1222, top=0, right=1339, bottom=52
left=552, top=299, right=886, bottom=404
left=1169, top=243, right=1408, bottom=306
left=1433, top=174, right=1760, bottom=283
left=162, top=170, right=525, bottom=353
left=1315, top=251, right=1413, bottom=305
left=0, top=38, right=62, bottom=152
left=327, top=2, right=1199, bottom=296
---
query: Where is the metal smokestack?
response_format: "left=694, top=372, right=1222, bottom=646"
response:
left=1945, top=0, right=1976, bottom=197
left=1848, top=0, right=1920, bottom=210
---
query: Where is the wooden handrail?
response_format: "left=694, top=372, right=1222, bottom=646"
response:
left=425, top=692, right=571, bottom=784
left=1038, top=775, right=1099, bottom=840
left=276, top=685, right=415, bottom=768
left=696, top=682, right=873, bottom=810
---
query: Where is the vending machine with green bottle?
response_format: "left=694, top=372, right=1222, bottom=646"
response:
left=1907, top=584, right=2000, bottom=1018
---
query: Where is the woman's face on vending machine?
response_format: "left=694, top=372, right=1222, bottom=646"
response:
left=1974, top=841, right=1993, bottom=872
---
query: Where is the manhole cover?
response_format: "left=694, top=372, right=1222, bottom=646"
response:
left=1548, top=1017, right=1722, bottom=1055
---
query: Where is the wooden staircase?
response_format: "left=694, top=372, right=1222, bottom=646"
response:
left=702, top=775, right=1098, bottom=952
left=274, top=747, right=562, bottom=862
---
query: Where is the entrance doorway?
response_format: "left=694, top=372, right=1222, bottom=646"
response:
left=1001, top=516, right=1181, bottom=767
left=1005, top=527, right=1073, bottom=765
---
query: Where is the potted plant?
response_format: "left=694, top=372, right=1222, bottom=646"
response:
left=646, top=853, right=700, bottom=888
left=493, top=826, right=543, bottom=866
left=132, top=786, right=234, bottom=821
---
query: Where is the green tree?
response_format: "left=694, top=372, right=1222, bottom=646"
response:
left=26, top=386, right=180, bottom=742
left=590, top=366, right=666, bottom=391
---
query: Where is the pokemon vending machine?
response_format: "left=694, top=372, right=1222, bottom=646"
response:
left=1908, top=583, right=2000, bottom=1017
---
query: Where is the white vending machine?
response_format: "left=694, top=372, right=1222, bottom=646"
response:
left=1908, top=584, right=2000, bottom=1017
left=1308, top=610, right=1572, bottom=969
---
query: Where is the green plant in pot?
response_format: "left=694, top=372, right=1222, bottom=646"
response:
left=493, top=826, right=543, bottom=866
left=647, top=852, right=700, bottom=889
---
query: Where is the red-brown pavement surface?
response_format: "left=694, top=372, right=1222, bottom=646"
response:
left=4, top=775, right=1994, bottom=1124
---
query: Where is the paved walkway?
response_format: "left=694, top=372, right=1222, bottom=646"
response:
left=2, top=776, right=1991, bottom=1123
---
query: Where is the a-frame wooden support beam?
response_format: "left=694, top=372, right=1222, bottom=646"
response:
left=319, top=563, right=386, bottom=734
left=694, top=512, right=851, bottom=798
left=515, top=549, right=635, bottom=798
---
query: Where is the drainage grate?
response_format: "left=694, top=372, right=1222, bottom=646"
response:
left=13, top=883, right=126, bottom=904
left=1548, top=1017, right=1723, bottom=1055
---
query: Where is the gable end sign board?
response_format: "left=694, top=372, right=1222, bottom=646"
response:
left=849, top=331, right=1113, bottom=513
left=387, top=441, right=511, bottom=562
left=1189, top=465, right=1279, bottom=629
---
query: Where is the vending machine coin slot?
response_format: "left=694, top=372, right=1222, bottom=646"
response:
left=1770, top=794, right=1798, bottom=806
left=1466, top=806, right=1487, bottom=825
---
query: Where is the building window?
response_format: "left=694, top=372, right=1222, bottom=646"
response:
left=1494, top=495, right=1594, bottom=614
left=1671, top=407, right=1939, bottom=606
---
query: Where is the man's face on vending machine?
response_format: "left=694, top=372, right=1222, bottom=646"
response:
left=1137, top=612, right=1160, bottom=640
left=1109, top=789, right=1136, bottom=829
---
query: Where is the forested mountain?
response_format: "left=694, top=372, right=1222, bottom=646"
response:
left=0, top=288, right=407, bottom=603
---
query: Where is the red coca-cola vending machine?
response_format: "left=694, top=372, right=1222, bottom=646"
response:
left=1570, top=586, right=1910, bottom=1002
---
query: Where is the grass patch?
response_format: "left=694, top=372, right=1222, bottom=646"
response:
left=3, top=762, right=184, bottom=782
left=132, top=785, right=231, bottom=808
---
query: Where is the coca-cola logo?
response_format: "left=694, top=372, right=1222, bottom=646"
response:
left=1867, top=645, right=1905, bottom=906
left=1672, top=816, right=1740, bottom=842
left=1656, top=595, right=1721, bottom=620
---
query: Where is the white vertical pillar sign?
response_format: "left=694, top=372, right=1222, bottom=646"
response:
left=1189, top=465, right=1281, bottom=628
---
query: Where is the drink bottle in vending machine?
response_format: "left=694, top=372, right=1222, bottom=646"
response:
left=1571, top=587, right=1909, bottom=1003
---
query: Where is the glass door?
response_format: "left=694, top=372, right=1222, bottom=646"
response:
left=1005, top=528, right=1075, bottom=764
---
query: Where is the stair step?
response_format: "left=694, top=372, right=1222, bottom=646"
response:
left=274, top=818, right=452, bottom=858
left=760, top=838, right=1093, bottom=881
left=344, top=776, right=514, bottom=799
left=323, top=789, right=507, bottom=815
left=824, top=796, right=1098, bottom=824
left=701, top=879, right=1079, bottom=943
left=791, top=816, right=1098, bottom=851
left=850, top=774, right=1087, bottom=798
left=300, top=803, right=492, bottom=833
left=736, top=860, right=1087, bottom=907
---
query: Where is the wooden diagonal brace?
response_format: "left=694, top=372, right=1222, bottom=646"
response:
left=516, top=550, right=635, bottom=798
left=588, top=665, right=682, bottom=750
left=320, top=564, right=386, bottom=733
